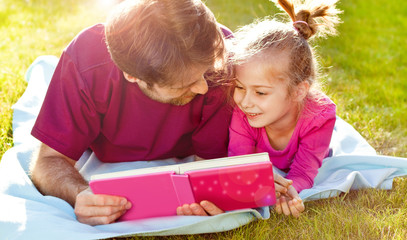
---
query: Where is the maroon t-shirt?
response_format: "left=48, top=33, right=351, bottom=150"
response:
left=32, top=24, right=232, bottom=162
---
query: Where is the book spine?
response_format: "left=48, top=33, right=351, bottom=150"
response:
left=171, top=175, right=196, bottom=206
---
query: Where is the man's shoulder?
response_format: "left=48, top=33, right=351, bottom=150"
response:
left=65, top=23, right=115, bottom=73
left=202, top=81, right=231, bottom=107
left=73, top=24, right=106, bottom=45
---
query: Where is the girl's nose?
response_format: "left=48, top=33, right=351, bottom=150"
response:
left=240, top=92, right=254, bottom=109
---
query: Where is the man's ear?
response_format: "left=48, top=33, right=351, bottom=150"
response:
left=294, top=81, right=310, bottom=102
left=123, top=72, right=139, bottom=83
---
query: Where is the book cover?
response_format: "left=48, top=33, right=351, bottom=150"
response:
left=186, top=161, right=275, bottom=211
left=89, top=153, right=276, bottom=221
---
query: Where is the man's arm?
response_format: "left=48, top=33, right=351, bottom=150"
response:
left=30, top=143, right=131, bottom=225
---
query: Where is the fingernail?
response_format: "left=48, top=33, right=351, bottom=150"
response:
left=120, top=199, right=127, bottom=205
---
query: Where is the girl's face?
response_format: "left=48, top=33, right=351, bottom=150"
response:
left=233, top=52, right=299, bottom=130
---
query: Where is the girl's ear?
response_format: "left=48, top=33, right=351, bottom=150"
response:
left=123, top=72, right=139, bottom=83
left=294, top=81, right=310, bottom=102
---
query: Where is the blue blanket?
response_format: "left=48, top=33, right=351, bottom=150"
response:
left=1, top=56, right=406, bottom=240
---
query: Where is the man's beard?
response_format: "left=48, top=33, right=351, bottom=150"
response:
left=139, top=86, right=197, bottom=106
left=166, top=93, right=197, bottom=106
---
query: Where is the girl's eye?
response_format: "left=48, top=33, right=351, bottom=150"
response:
left=235, top=85, right=244, bottom=90
left=256, top=91, right=266, bottom=95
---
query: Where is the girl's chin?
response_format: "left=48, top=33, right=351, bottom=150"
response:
left=247, top=118, right=266, bottom=128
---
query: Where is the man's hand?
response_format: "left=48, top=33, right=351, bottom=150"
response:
left=30, top=143, right=132, bottom=225
left=274, top=185, right=305, bottom=218
left=176, top=200, right=224, bottom=216
left=74, top=188, right=132, bottom=225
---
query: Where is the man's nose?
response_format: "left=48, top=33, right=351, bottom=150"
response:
left=190, top=77, right=208, bottom=95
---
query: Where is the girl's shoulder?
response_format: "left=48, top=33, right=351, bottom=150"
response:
left=299, top=94, right=336, bottom=128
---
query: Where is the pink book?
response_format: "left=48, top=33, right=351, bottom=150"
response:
left=89, top=153, right=276, bottom=221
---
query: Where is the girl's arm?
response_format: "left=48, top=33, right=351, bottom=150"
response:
left=286, top=112, right=336, bottom=192
left=228, top=108, right=258, bottom=156
left=229, top=108, right=292, bottom=195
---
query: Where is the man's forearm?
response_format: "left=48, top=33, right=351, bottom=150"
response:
left=30, top=144, right=88, bottom=206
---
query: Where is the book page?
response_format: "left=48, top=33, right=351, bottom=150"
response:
left=90, top=152, right=270, bottom=180
left=90, top=164, right=180, bottom=181
left=178, top=152, right=269, bottom=174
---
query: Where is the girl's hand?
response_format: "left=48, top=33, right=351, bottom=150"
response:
left=273, top=172, right=293, bottom=197
left=176, top=200, right=224, bottom=216
left=274, top=185, right=305, bottom=218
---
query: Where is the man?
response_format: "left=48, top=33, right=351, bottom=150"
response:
left=30, top=0, right=232, bottom=225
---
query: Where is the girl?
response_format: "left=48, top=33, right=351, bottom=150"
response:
left=228, top=0, right=341, bottom=217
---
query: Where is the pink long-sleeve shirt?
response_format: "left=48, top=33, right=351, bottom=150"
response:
left=228, top=96, right=336, bottom=192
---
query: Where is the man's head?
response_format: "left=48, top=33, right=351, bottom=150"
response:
left=105, top=0, right=225, bottom=104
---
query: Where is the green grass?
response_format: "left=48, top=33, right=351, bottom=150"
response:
left=0, top=0, right=406, bottom=239
left=0, top=0, right=109, bottom=155
left=113, top=178, right=407, bottom=240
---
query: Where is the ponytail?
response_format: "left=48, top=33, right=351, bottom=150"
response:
left=273, top=0, right=342, bottom=40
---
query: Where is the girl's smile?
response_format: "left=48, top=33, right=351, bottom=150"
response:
left=243, top=111, right=262, bottom=120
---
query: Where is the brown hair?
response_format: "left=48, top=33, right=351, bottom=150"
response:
left=228, top=0, right=341, bottom=100
left=105, top=0, right=225, bottom=87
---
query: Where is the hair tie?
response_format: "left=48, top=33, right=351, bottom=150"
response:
left=293, top=20, right=309, bottom=27
left=292, top=21, right=309, bottom=37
